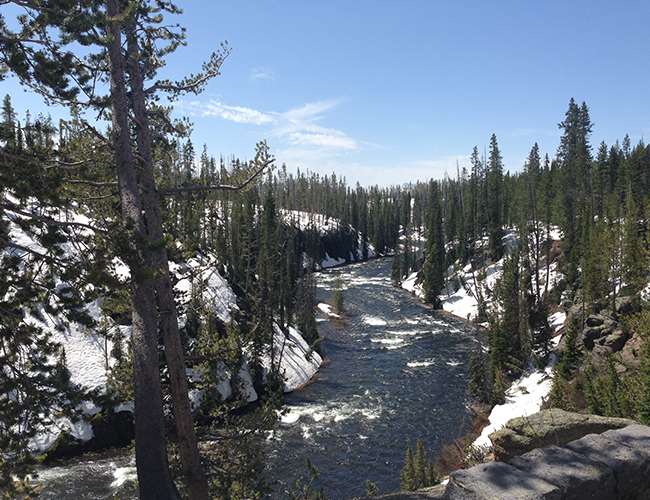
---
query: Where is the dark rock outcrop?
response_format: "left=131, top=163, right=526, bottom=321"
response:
left=43, top=410, right=134, bottom=461
left=615, top=295, right=640, bottom=316
left=581, top=315, right=616, bottom=349
left=598, top=329, right=628, bottom=352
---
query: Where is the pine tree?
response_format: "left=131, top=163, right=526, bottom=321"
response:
left=496, top=251, right=524, bottom=371
left=422, top=181, right=445, bottom=308
left=0, top=94, right=17, bottom=149
left=1, top=4, right=237, bottom=496
left=0, top=113, right=90, bottom=494
left=594, top=142, right=609, bottom=218
left=622, top=188, right=646, bottom=294
left=557, top=324, right=581, bottom=378
left=487, top=134, right=504, bottom=260
left=414, top=440, right=427, bottom=489
left=491, top=369, right=507, bottom=405
left=468, top=350, right=489, bottom=403
left=296, top=271, right=319, bottom=348
left=400, top=446, right=416, bottom=491
left=525, top=143, right=543, bottom=301
left=582, top=218, right=610, bottom=306
left=557, top=98, right=593, bottom=285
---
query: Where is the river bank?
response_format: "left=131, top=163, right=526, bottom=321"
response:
left=35, top=257, right=478, bottom=499
left=264, top=258, right=479, bottom=498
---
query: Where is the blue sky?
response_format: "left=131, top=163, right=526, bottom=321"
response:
left=4, top=1, right=650, bottom=185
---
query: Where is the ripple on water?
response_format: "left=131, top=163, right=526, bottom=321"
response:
left=407, top=359, right=436, bottom=368
left=362, top=316, right=388, bottom=326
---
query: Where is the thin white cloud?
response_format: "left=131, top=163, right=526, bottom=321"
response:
left=201, top=101, right=275, bottom=125
left=250, top=67, right=275, bottom=81
left=183, top=97, right=359, bottom=151
left=282, top=99, right=341, bottom=122
left=276, top=99, right=358, bottom=150
left=288, top=131, right=358, bottom=150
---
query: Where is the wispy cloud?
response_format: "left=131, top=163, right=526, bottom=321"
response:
left=250, top=67, right=275, bottom=81
left=182, top=97, right=359, bottom=151
left=287, top=131, right=358, bottom=150
left=275, top=99, right=358, bottom=151
left=195, top=100, right=275, bottom=125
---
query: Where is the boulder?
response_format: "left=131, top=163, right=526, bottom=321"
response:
left=581, top=325, right=611, bottom=349
left=602, top=423, right=650, bottom=448
left=618, top=333, right=644, bottom=371
left=566, top=304, right=585, bottom=329
left=585, top=314, right=605, bottom=327
left=615, top=295, right=640, bottom=316
left=509, top=445, right=616, bottom=500
left=566, top=433, right=650, bottom=499
left=375, top=485, right=446, bottom=499
left=599, top=329, right=628, bottom=352
left=378, top=423, right=650, bottom=500
left=490, top=409, right=635, bottom=461
left=445, top=461, right=562, bottom=499
left=590, top=344, right=615, bottom=367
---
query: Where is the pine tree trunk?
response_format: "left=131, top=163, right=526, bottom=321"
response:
left=106, top=2, right=178, bottom=498
left=125, top=23, right=209, bottom=500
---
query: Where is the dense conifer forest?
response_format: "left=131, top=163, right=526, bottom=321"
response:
left=2, top=1, right=650, bottom=499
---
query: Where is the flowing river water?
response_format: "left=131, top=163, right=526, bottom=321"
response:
left=36, top=257, right=479, bottom=499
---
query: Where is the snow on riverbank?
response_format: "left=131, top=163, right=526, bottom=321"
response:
left=282, top=209, right=376, bottom=269
left=401, top=228, right=563, bottom=323
left=472, top=360, right=556, bottom=449
left=549, top=310, right=567, bottom=347
left=4, top=202, right=322, bottom=453
left=266, top=324, right=323, bottom=392
left=397, top=226, right=567, bottom=451
left=317, top=303, right=341, bottom=318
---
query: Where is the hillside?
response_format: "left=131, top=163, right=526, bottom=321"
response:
left=3, top=199, right=327, bottom=454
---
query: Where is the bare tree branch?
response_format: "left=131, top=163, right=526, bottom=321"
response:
left=2, top=201, right=107, bottom=233
left=62, top=179, right=118, bottom=188
left=160, top=158, right=275, bottom=196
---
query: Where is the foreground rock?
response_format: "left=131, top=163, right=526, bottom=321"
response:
left=489, top=409, right=635, bottom=461
left=372, top=422, right=650, bottom=499
left=375, top=484, right=447, bottom=499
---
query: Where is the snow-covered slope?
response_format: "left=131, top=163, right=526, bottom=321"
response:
left=472, top=361, right=556, bottom=449
left=266, top=324, right=322, bottom=392
left=282, top=209, right=376, bottom=269
left=402, top=228, right=564, bottom=323
left=2, top=201, right=322, bottom=453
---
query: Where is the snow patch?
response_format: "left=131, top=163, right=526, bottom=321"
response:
left=473, top=361, right=555, bottom=449
left=317, top=302, right=341, bottom=318
left=265, top=325, right=322, bottom=393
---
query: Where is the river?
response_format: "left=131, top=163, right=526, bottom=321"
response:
left=35, top=257, right=478, bottom=499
